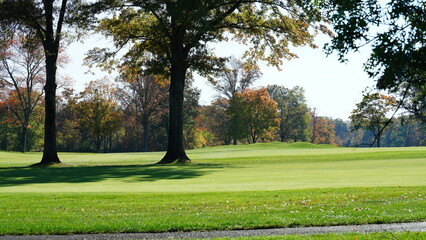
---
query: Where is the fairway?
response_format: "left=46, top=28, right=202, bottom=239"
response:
left=1, top=142, right=426, bottom=236
left=0, top=142, right=425, bottom=193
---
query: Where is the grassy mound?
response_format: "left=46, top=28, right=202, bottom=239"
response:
left=192, top=142, right=337, bottom=153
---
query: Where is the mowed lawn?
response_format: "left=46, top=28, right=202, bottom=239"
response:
left=0, top=142, right=425, bottom=235
left=0, top=142, right=425, bottom=192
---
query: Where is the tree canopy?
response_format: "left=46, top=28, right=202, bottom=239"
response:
left=267, top=85, right=311, bottom=142
left=228, top=88, right=279, bottom=143
left=324, top=0, right=425, bottom=112
left=86, top=0, right=329, bottom=163
left=0, top=35, right=45, bottom=153
left=350, top=92, right=398, bottom=147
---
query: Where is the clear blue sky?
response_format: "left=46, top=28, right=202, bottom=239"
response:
left=63, top=35, right=375, bottom=121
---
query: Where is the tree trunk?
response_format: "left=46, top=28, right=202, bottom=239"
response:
left=252, top=134, right=257, bottom=144
left=158, top=65, right=190, bottom=163
left=20, top=125, right=28, bottom=153
left=96, top=134, right=102, bottom=153
left=158, top=26, right=190, bottom=164
left=142, top=119, right=149, bottom=152
left=40, top=54, right=60, bottom=164
left=377, top=133, right=381, bottom=147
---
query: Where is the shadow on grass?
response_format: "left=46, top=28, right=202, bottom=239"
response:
left=0, top=164, right=225, bottom=187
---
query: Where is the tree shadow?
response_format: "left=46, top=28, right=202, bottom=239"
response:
left=0, top=163, right=225, bottom=187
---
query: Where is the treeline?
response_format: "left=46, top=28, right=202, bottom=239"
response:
left=0, top=40, right=424, bottom=152
left=1, top=76, right=424, bottom=153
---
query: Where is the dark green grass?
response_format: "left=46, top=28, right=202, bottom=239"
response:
left=1, top=186, right=425, bottom=235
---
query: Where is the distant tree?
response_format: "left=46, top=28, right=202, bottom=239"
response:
left=185, top=111, right=214, bottom=149
left=403, top=86, right=426, bottom=126
left=267, top=85, right=311, bottom=142
left=87, top=0, right=329, bottom=163
left=212, top=57, right=261, bottom=100
left=228, top=88, right=279, bottom=144
left=0, top=89, right=45, bottom=152
left=0, top=35, right=45, bottom=152
left=56, top=87, right=81, bottom=152
left=183, top=81, right=202, bottom=149
left=383, top=116, right=426, bottom=147
left=310, top=108, right=319, bottom=144
left=310, top=109, right=335, bottom=145
left=199, top=99, right=232, bottom=145
left=350, top=93, right=398, bottom=147
left=316, top=117, right=335, bottom=145
left=77, top=79, right=123, bottom=153
left=209, top=57, right=261, bottom=145
left=324, top=0, right=425, bottom=121
left=118, top=71, right=169, bottom=152
left=333, top=118, right=351, bottom=146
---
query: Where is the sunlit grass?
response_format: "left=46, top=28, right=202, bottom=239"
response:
left=0, top=143, right=425, bottom=193
left=1, top=187, right=425, bottom=235
left=0, top=142, right=425, bottom=235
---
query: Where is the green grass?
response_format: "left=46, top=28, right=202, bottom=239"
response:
left=1, top=187, right=425, bottom=235
left=0, top=143, right=425, bottom=193
left=0, top=142, right=425, bottom=235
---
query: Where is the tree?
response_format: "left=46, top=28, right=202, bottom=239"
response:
left=0, top=89, right=44, bottom=152
left=199, top=99, right=232, bottom=145
left=310, top=108, right=335, bottom=145
left=0, top=99, right=10, bottom=150
left=182, top=82, right=202, bottom=149
left=209, top=57, right=261, bottom=145
left=228, top=88, right=279, bottom=144
left=77, top=79, right=123, bottom=153
left=403, top=85, right=426, bottom=126
left=211, top=56, right=261, bottom=100
left=87, top=0, right=329, bottom=163
left=333, top=118, right=351, bottom=146
left=324, top=0, right=425, bottom=119
left=312, top=117, right=336, bottom=145
left=118, top=72, right=169, bottom=152
left=383, top=116, right=426, bottom=147
left=56, top=87, right=82, bottom=152
left=267, top=85, right=311, bottom=142
left=350, top=92, right=398, bottom=147
left=0, top=35, right=45, bottom=152
left=0, top=0, right=81, bottom=164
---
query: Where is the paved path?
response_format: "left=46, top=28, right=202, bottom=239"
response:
left=1, top=222, right=425, bottom=240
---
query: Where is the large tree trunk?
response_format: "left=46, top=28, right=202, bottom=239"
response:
left=40, top=54, right=60, bottom=164
left=158, top=63, right=190, bottom=163
left=37, top=0, right=66, bottom=165
left=158, top=26, right=190, bottom=164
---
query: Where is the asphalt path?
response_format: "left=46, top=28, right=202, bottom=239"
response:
left=1, top=222, right=425, bottom=240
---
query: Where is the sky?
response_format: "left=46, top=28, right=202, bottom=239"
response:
left=62, top=35, right=376, bottom=121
